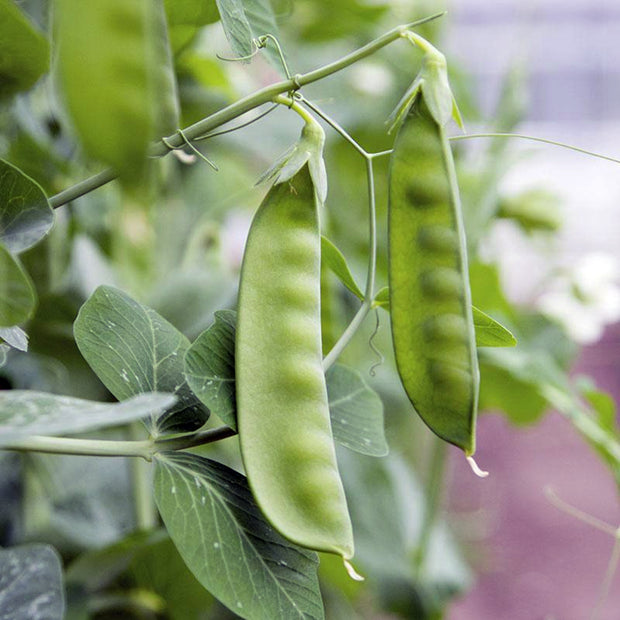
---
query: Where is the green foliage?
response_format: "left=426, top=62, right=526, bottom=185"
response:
left=0, top=0, right=49, bottom=101
left=0, top=544, right=64, bottom=619
left=74, top=286, right=209, bottom=434
left=153, top=452, right=324, bottom=620
left=0, top=243, right=36, bottom=327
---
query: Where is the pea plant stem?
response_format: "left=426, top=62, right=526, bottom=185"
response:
left=1, top=425, right=237, bottom=460
left=48, top=13, right=444, bottom=210
left=130, top=422, right=158, bottom=530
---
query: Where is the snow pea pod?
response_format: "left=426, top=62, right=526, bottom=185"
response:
left=236, top=165, right=354, bottom=559
left=53, top=0, right=179, bottom=181
left=388, top=95, right=479, bottom=455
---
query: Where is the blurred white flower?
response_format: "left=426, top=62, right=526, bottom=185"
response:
left=220, top=211, right=253, bottom=272
left=349, top=62, right=394, bottom=96
left=536, top=253, right=620, bottom=344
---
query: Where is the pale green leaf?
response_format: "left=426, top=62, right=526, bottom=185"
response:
left=0, top=0, right=50, bottom=101
left=0, top=326, right=28, bottom=351
left=243, top=0, right=286, bottom=73
left=472, top=306, right=517, bottom=347
left=0, top=243, right=36, bottom=327
left=372, top=287, right=389, bottom=310
left=153, top=452, right=324, bottom=620
left=326, top=364, right=387, bottom=457
left=0, top=344, right=8, bottom=368
left=321, top=236, right=364, bottom=300
left=185, top=310, right=237, bottom=430
left=0, top=391, right=176, bottom=445
left=0, top=159, right=53, bottom=254
left=0, top=544, right=64, bottom=620
left=74, top=286, right=209, bottom=434
left=215, top=0, right=253, bottom=58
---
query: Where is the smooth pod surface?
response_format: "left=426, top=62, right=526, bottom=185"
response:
left=53, top=0, right=179, bottom=180
left=388, top=97, right=479, bottom=454
left=236, top=165, right=353, bottom=558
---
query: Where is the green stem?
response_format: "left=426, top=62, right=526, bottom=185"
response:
left=450, top=132, right=620, bottom=166
left=414, top=435, right=447, bottom=575
left=591, top=531, right=620, bottom=620
left=48, top=13, right=445, bottom=210
left=1, top=425, right=237, bottom=459
left=130, top=423, right=157, bottom=530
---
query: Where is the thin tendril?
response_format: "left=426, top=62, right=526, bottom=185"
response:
left=193, top=104, right=280, bottom=141
left=591, top=531, right=620, bottom=620
left=544, top=487, right=617, bottom=536
left=257, top=34, right=293, bottom=79
left=169, top=129, right=219, bottom=171
left=368, top=309, right=384, bottom=376
left=449, top=133, right=620, bottom=166
left=216, top=40, right=261, bottom=62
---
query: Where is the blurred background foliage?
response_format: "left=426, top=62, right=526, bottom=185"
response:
left=1, top=0, right=619, bottom=618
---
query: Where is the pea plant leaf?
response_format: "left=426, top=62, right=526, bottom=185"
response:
left=373, top=287, right=390, bottom=310
left=0, top=159, right=54, bottom=254
left=74, top=286, right=210, bottom=434
left=0, top=325, right=28, bottom=351
left=472, top=306, right=517, bottom=347
left=0, top=242, right=36, bottom=327
left=326, top=364, right=388, bottom=457
left=321, top=236, right=364, bottom=300
left=0, top=392, right=176, bottom=445
left=0, top=344, right=8, bottom=368
left=185, top=310, right=237, bottom=429
left=243, top=0, right=286, bottom=73
left=164, top=0, right=219, bottom=26
left=215, top=0, right=253, bottom=58
left=153, top=452, right=324, bottom=620
left=0, top=0, right=50, bottom=101
left=185, top=311, right=386, bottom=453
left=0, top=544, right=64, bottom=620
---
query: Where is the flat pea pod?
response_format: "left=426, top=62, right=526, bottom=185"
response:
left=53, top=0, right=179, bottom=181
left=388, top=96, right=479, bottom=455
left=236, top=165, right=354, bottom=559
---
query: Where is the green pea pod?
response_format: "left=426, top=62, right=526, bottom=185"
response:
left=53, top=0, right=179, bottom=182
left=236, top=165, right=354, bottom=559
left=388, top=95, right=479, bottom=455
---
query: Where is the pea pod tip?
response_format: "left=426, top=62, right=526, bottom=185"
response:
left=466, top=455, right=489, bottom=478
left=343, top=559, right=365, bottom=582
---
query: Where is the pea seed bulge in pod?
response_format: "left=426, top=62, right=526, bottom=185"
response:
left=0, top=0, right=619, bottom=619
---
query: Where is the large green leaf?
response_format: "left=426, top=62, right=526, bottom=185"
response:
left=0, top=243, right=36, bottom=327
left=185, top=311, right=386, bottom=453
left=0, top=326, right=28, bottom=351
left=0, top=0, right=50, bottom=101
left=215, top=0, right=253, bottom=58
left=74, top=286, right=209, bottom=434
left=326, top=364, right=387, bottom=457
left=164, top=0, right=219, bottom=25
left=0, top=392, right=176, bottom=445
left=0, top=159, right=53, bottom=254
left=185, top=310, right=236, bottom=429
left=0, top=544, right=64, bottom=620
left=153, top=452, right=324, bottom=620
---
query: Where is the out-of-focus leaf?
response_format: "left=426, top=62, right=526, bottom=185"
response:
left=0, top=544, right=64, bottom=620
left=0, top=0, right=50, bottom=101
left=74, top=286, right=209, bottom=434
left=0, top=326, right=28, bottom=352
left=326, top=364, right=387, bottom=457
left=0, top=344, right=8, bottom=368
left=215, top=0, right=253, bottom=58
left=0, top=243, right=36, bottom=327
left=164, top=0, right=219, bottom=25
left=0, top=159, right=54, bottom=254
left=0, top=392, right=176, bottom=445
left=153, top=452, right=324, bottom=620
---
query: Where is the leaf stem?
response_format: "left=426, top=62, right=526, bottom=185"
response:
left=1, top=425, right=237, bottom=459
left=130, top=423, right=157, bottom=530
left=48, top=13, right=445, bottom=210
